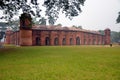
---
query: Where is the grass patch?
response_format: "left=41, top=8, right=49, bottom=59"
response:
left=0, top=46, right=120, bottom=80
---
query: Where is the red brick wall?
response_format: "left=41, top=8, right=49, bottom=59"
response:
left=5, top=30, right=11, bottom=44
left=20, top=30, right=32, bottom=46
left=5, top=31, right=20, bottom=45
left=32, top=30, right=105, bottom=46
left=6, top=28, right=110, bottom=46
left=104, top=29, right=111, bottom=45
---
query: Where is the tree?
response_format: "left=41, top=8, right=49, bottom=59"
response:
left=0, top=0, right=86, bottom=24
left=99, top=30, right=120, bottom=43
left=32, top=17, right=39, bottom=25
left=111, top=31, right=120, bottom=43
left=72, top=25, right=82, bottom=29
left=0, top=22, right=8, bottom=32
left=116, top=12, right=120, bottom=23
left=0, top=0, right=41, bottom=21
left=56, top=23, right=62, bottom=26
left=9, top=19, right=19, bottom=31
left=39, top=17, right=46, bottom=25
left=72, top=25, right=77, bottom=28
left=78, top=25, right=82, bottom=29
left=0, top=19, right=20, bottom=32
left=98, top=30, right=104, bottom=35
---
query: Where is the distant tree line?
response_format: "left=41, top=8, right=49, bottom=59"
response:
left=72, top=25, right=82, bottom=29
left=111, top=31, right=120, bottom=43
left=99, top=30, right=120, bottom=43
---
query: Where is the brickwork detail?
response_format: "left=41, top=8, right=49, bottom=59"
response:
left=5, top=26, right=111, bottom=46
left=5, top=13, right=111, bottom=46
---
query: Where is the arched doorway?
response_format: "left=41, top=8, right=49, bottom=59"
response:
left=93, top=39, right=96, bottom=45
left=84, top=39, right=86, bottom=45
left=45, top=37, right=50, bottom=45
left=62, top=38, right=66, bottom=45
left=70, top=38, right=73, bottom=45
left=36, top=37, right=40, bottom=45
left=88, top=39, right=91, bottom=45
left=98, top=40, right=101, bottom=45
left=54, top=37, right=59, bottom=45
left=76, top=37, right=80, bottom=45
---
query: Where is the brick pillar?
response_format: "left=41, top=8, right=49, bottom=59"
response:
left=104, top=28, right=111, bottom=45
left=73, top=32, right=76, bottom=45
left=40, top=31, right=46, bottom=46
left=66, top=32, right=70, bottom=45
left=50, top=31, right=54, bottom=46
left=58, top=31, right=62, bottom=45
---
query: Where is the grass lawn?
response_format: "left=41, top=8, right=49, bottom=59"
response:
left=0, top=45, right=120, bottom=80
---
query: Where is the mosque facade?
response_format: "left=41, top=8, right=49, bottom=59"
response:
left=5, top=13, right=111, bottom=46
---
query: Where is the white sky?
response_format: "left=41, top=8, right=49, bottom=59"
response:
left=0, top=0, right=120, bottom=32
left=55, top=0, right=120, bottom=32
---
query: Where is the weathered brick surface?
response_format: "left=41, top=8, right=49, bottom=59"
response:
left=104, top=29, right=111, bottom=45
left=5, top=27, right=111, bottom=46
left=20, top=29, right=32, bottom=46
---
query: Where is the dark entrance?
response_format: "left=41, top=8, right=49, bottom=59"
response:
left=76, top=37, right=80, bottom=45
left=70, top=38, right=73, bottom=45
left=54, top=37, right=59, bottom=45
left=36, top=37, right=40, bottom=45
left=45, top=37, right=50, bottom=45
left=93, top=39, right=96, bottom=45
left=62, top=38, right=66, bottom=45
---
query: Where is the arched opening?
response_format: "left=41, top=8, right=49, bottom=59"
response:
left=84, top=39, right=86, bottom=45
left=76, top=37, right=80, bottom=45
left=54, top=37, right=59, bottom=45
left=45, top=37, right=50, bottom=45
left=62, top=38, right=66, bottom=45
left=88, top=39, right=91, bottom=45
left=93, top=39, right=96, bottom=45
left=36, top=37, right=40, bottom=45
left=70, top=38, right=73, bottom=45
left=98, top=40, right=101, bottom=45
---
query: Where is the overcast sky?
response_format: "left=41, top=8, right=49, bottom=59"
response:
left=55, top=0, right=120, bottom=32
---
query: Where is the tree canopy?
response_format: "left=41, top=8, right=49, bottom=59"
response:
left=116, top=12, right=120, bottom=23
left=111, top=31, right=120, bottom=43
left=0, top=0, right=86, bottom=24
left=72, top=25, right=82, bottom=29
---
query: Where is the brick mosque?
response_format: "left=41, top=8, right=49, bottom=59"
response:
left=5, top=13, right=111, bottom=46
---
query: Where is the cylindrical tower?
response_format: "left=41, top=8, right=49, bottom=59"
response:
left=104, top=28, right=111, bottom=45
left=19, top=13, right=32, bottom=46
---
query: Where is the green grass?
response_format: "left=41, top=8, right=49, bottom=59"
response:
left=0, top=45, right=120, bottom=80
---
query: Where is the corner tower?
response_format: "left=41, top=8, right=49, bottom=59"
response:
left=19, top=13, right=32, bottom=46
left=5, top=29, right=12, bottom=44
left=104, top=28, right=111, bottom=45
